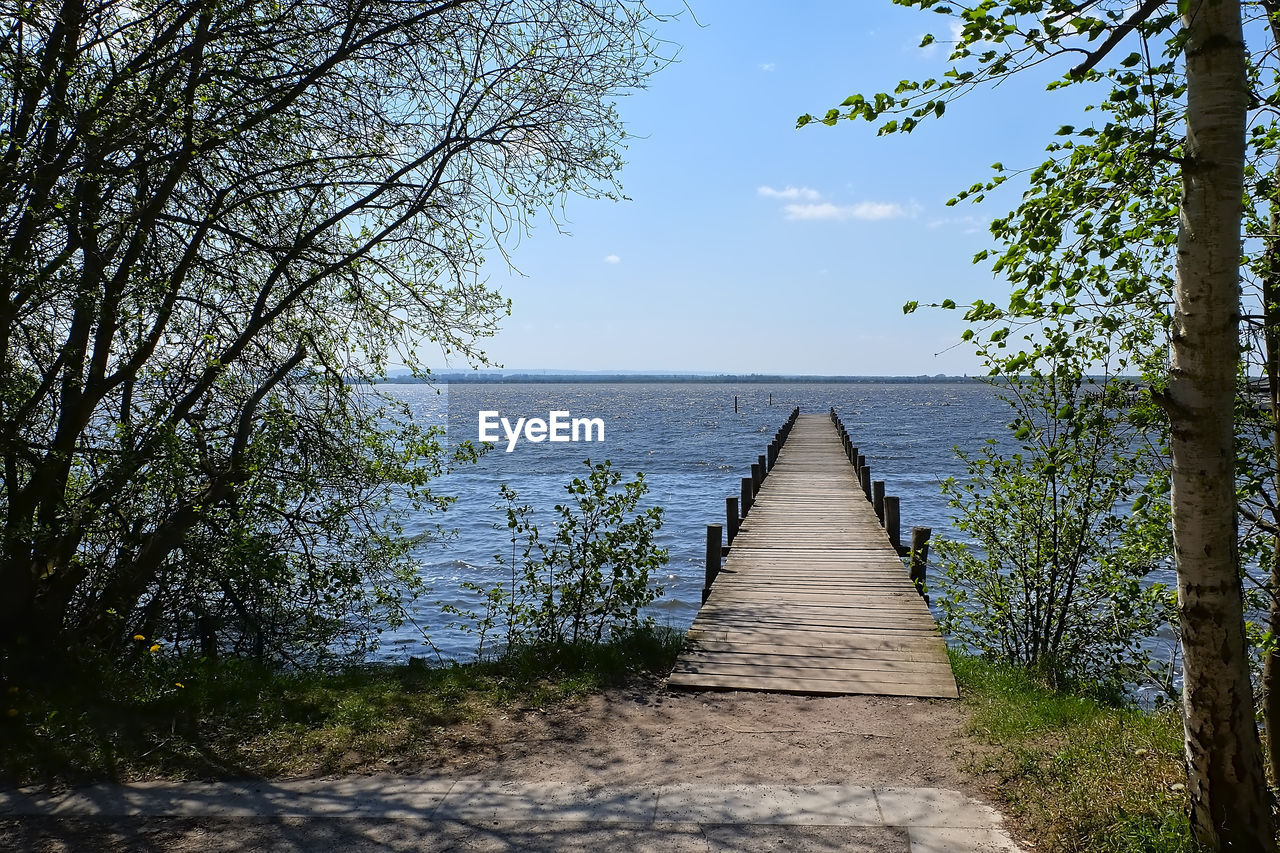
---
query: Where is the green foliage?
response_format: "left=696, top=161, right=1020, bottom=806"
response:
left=937, top=369, right=1171, bottom=692
left=446, top=461, right=669, bottom=654
left=952, top=651, right=1196, bottom=853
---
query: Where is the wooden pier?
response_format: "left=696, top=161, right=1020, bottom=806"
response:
left=668, top=412, right=958, bottom=698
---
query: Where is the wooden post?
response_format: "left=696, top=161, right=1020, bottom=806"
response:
left=860, top=465, right=872, bottom=499
left=703, top=524, right=722, bottom=603
left=757, top=454, right=768, bottom=481
left=849, top=445, right=858, bottom=464
left=741, top=476, right=754, bottom=516
left=726, top=497, right=740, bottom=544
left=884, top=496, right=901, bottom=549
left=909, top=526, right=932, bottom=598
left=734, top=395, right=738, bottom=413
left=873, top=480, right=885, bottom=524
left=751, top=462, right=763, bottom=494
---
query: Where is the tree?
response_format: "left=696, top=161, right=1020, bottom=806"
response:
left=803, top=1, right=1274, bottom=846
left=0, top=0, right=669, bottom=673
left=936, top=367, right=1170, bottom=693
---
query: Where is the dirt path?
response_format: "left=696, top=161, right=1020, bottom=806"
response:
left=426, top=678, right=983, bottom=790
left=2, top=678, right=1013, bottom=852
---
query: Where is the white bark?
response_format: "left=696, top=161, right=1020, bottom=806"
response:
left=1174, top=1, right=1276, bottom=848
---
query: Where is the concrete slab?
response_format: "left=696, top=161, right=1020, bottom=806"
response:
left=435, top=781, right=657, bottom=823
left=909, top=825, right=1023, bottom=852
left=654, top=783, right=881, bottom=825
left=0, top=779, right=1022, bottom=851
left=702, top=824, right=911, bottom=852
left=2, top=777, right=456, bottom=819
left=875, top=787, right=1002, bottom=828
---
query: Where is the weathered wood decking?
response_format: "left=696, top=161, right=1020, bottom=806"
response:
left=668, top=414, right=958, bottom=698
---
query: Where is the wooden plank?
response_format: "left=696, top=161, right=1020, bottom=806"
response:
left=685, top=627, right=948, bottom=649
left=666, top=671, right=959, bottom=699
left=669, top=413, right=958, bottom=699
left=684, top=641, right=950, bottom=664
left=675, top=650, right=955, bottom=674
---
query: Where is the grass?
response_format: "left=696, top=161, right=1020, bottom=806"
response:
left=1, top=626, right=683, bottom=788
left=950, top=650, right=1196, bottom=853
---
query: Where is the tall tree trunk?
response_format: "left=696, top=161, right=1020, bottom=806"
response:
left=1174, top=1, right=1276, bottom=848
left=1264, top=207, right=1280, bottom=788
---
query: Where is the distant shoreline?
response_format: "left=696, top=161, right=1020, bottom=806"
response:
left=372, top=373, right=982, bottom=385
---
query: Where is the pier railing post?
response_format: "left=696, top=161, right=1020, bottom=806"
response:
left=751, top=462, right=763, bottom=495
left=909, top=526, right=932, bottom=598
left=703, top=524, right=722, bottom=603
left=741, top=476, right=754, bottom=516
left=860, top=465, right=872, bottom=500
left=726, top=497, right=740, bottom=544
left=758, top=453, right=768, bottom=480
left=884, top=496, right=901, bottom=550
left=873, top=481, right=885, bottom=524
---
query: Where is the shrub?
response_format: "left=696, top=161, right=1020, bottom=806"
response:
left=936, top=372, right=1172, bottom=692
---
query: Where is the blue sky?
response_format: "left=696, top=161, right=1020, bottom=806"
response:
left=458, top=1, right=1094, bottom=376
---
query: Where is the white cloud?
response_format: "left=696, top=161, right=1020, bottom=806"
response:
left=757, top=185, right=821, bottom=202
left=928, top=214, right=985, bottom=234
left=950, top=21, right=965, bottom=42
left=784, top=201, right=911, bottom=221
left=759, top=62, right=776, bottom=72
left=603, top=254, right=621, bottom=264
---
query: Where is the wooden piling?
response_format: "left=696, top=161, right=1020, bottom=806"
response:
left=873, top=480, right=885, bottom=524
left=860, top=465, right=872, bottom=499
left=741, top=476, right=754, bottom=516
left=909, top=526, right=932, bottom=597
left=726, top=497, right=740, bottom=544
left=703, top=523, right=722, bottom=603
left=752, top=462, right=763, bottom=493
left=884, top=495, right=901, bottom=549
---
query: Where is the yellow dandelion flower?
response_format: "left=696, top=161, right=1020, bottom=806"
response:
left=175, top=683, right=185, bottom=689
left=132, top=634, right=146, bottom=641
left=149, top=644, right=161, bottom=653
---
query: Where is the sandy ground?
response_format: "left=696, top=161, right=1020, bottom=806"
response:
left=425, top=678, right=982, bottom=789
left=0, top=678, right=1002, bottom=852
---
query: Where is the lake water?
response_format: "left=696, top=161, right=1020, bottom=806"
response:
left=374, top=381, right=1014, bottom=661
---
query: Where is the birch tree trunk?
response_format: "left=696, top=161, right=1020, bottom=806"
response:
left=1175, top=1, right=1276, bottom=847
